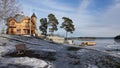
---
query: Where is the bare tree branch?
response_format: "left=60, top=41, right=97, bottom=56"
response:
left=0, top=0, right=21, bottom=20
left=0, top=0, right=21, bottom=33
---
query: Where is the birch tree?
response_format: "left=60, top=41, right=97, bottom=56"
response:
left=0, top=0, right=21, bottom=34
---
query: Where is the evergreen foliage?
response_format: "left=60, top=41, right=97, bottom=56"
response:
left=61, top=17, right=75, bottom=39
left=48, top=14, right=59, bottom=35
left=39, top=18, right=48, bottom=35
left=114, top=35, right=120, bottom=43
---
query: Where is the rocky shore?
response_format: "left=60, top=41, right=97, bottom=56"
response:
left=0, top=34, right=120, bottom=68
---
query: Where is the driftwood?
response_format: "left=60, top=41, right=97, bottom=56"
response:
left=15, top=43, right=26, bottom=55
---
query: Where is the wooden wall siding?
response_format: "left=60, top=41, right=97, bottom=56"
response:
left=7, top=15, right=37, bottom=35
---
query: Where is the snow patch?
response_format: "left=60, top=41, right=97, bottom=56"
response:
left=0, top=46, right=15, bottom=58
left=1, top=57, right=52, bottom=68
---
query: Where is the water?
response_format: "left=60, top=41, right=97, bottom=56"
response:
left=74, top=39, right=115, bottom=46
left=73, top=39, right=120, bottom=55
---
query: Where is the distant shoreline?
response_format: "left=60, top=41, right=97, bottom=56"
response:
left=67, top=37, right=114, bottom=40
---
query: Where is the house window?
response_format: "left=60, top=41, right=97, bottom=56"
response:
left=23, top=29, right=26, bottom=33
left=11, top=29, right=14, bottom=34
left=32, top=22, right=34, bottom=25
left=17, top=29, right=21, bottom=33
left=23, top=29, right=29, bottom=34
left=11, top=22, right=15, bottom=25
left=26, top=22, right=29, bottom=27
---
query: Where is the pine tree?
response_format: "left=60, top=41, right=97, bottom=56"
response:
left=39, top=18, right=48, bottom=36
left=61, top=17, right=75, bottom=40
left=48, top=14, right=59, bottom=35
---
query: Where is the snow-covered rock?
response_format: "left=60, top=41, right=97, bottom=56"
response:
left=0, top=57, right=52, bottom=68
left=0, top=34, right=120, bottom=68
left=0, top=46, right=15, bottom=58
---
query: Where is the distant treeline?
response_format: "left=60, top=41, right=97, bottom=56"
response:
left=67, top=37, right=114, bottom=40
left=95, top=37, right=114, bottom=39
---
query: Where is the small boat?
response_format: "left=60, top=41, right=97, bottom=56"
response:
left=81, top=42, right=96, bottom=46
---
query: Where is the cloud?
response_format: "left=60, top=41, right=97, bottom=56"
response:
left=78, top=0, right=91, bottom=13
left=39, top=0, right=76, bottom=12
left=97, top=1, right=120, bottom=36
left=19, top=0, right=120, bottom=37
left=73, top=0, right=120, bottom=37
left=101, top=1, right=120, bottom=26
left=21, top=0, right=76, bottom=12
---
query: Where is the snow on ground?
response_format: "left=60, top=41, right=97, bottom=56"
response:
left=0, top=34, right=120, bottom=68
left=0, top=57, right=50, bottom=68
left=0, top=35, right=53, bottom=68
left=0, top=53, right=52, bottom=68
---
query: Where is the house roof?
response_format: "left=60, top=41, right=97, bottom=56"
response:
left=31, top=13, right=37, bottom=18
left=14, top=14, right=26, bottom=23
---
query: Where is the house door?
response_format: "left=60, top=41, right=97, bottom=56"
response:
left=11, top=28, right=14, bottom=34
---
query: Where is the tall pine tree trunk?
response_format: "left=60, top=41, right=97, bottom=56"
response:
left=51, top=31, right=54, bottom=36
left=64, top=31, right=68, bottom=43
left=66, top=31, right=68, bottom=40
left=52, top=32, right=54, bottom=36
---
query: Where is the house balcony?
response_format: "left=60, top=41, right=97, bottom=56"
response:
left=9, top=25, right=16, bottom=28
left=24, top=27, right=30, bottom=29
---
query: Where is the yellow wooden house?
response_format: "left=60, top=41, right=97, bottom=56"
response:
left=7, top=13, right=37, bottom=36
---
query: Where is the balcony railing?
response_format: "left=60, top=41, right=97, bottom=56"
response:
left=9, top=25, right=16, bottom=28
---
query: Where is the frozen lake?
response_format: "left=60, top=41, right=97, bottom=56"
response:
left=74, top=39, right=120, bottom=55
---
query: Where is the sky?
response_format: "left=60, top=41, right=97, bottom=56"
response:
left=18, top=0, right=120, bottom=37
